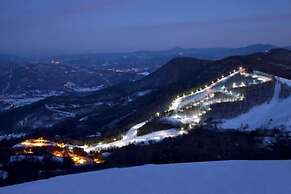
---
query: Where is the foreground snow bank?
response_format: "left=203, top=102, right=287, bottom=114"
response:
left=1, top=160, right=291, bottom=194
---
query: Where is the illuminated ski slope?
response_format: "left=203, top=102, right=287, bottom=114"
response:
left=82, top=122, right=187, bottom=152
left=165, top=67, right=272, bottom=126
left=82, top=67, right=273, bottom=153
left=221, top=77, right=291, bottom=130
left=14, top=67, right=276, bottom=154
left=169, top=67, right=271, bottom=111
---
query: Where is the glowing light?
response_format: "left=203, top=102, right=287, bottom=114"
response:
left=68, top=153, right=88, bottom=165
left=20, top=137, right=52, bottom=147
left=93, top=158, right=104, bottom=164
left=52, top=150, right=65, bottom=158
left=57, top=143, right=66, bottom=148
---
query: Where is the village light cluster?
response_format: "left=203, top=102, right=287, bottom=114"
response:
left=20, top=137, right=54, bottom=147
left=15, top=137, right=104, bottom=166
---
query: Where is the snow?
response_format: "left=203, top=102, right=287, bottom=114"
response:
left=84, top=128, right=183, bottom=152
left=169, top=68, right=244, bottom=111
left=0, top=133, right=26, bottom=142
left=78, top=116, right=89, bottom=122
left=138, top=72, right=150, bottom=76
left=45, top=105, right=76, bottom=118
left=132, top=128, right=185, bottom=144
left=9, top=155, right=44, bottom=163
left=221, top=79, right=291, bottom=130
left=1, top=160, right=291, bottom=194
left=136, top=90, right=152, bottom=97
left=73, top=85, right=104, bottom=92
left=168, top=69, right=272, bottom=112
left=1, top=91, right=64, bottom=111
left=159, top=117, right=183, bottom=125
left=86, top=132, right=101, bottom=138
left=2, top=97, right=44, bottom=110
left=82, top=120, right=185, bottom=152
left=169, top=114, right=201, bottom=124
left=278, top=76, right=291, bottom=87
left=175, top=92, right=208, bottom=110
left=124, top=122, right=147, bottom=140
left=5, top=97, right=44, bottom=106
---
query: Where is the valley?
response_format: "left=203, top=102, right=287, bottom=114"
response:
left=1, top=48, right=291, bottom=186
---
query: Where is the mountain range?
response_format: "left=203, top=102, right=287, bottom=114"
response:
left=0, top=44, right=290, bottom=98
left=1, top=47, right=291, bottom=186
left=1, top=48, right=291, bottom=136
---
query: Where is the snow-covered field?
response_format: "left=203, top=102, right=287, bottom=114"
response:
left=1, top=160, right=291, bottom=194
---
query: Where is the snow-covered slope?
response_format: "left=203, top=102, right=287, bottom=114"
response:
left=82, top=122, right=186, bottom=152
left=221, top=78, right=291, bottom=130
left=1, top=160, right=291, bottom=194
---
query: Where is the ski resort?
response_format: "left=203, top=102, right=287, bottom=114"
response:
left=9, top=66, right=291, bottom=163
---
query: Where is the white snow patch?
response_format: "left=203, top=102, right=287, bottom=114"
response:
left=136, top=90, right=152, bottom=97
left=82, top=120, right=185, bottom=152
left=101, top=152, right=111, bottom=158
left=73, top=85, right=105, bottom=92
left=138, top=72, right=150, bottom=76
left=1, top=91, right=63, bottom=111
left=86, top=128, right=184, bottom=151
left=1, top=160, right=291, bottom=194
left=86, top=132, right=101, bottom=138
left=159, top=117, right=183, bottom=125
left=124, top=121, right=147, bottom=140
left=278, top=76, right=291, bottom=87
left=2, top=97, right=44, bottom=109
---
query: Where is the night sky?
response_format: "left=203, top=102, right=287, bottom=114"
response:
left=0, top=0, right=291, bottom=54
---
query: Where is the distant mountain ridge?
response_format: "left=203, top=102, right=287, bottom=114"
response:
left=1, top=48, right=291, bottom=136
left=1, top=44, right=286, bottom=98
left=52, top=44, right=278, bottom=69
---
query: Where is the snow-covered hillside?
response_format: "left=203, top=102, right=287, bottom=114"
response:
left=82, top=121, right=186, bottom=152
left=221, top=77, right=291, bottom=130
left=1, top=160, right=291, bottom=194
